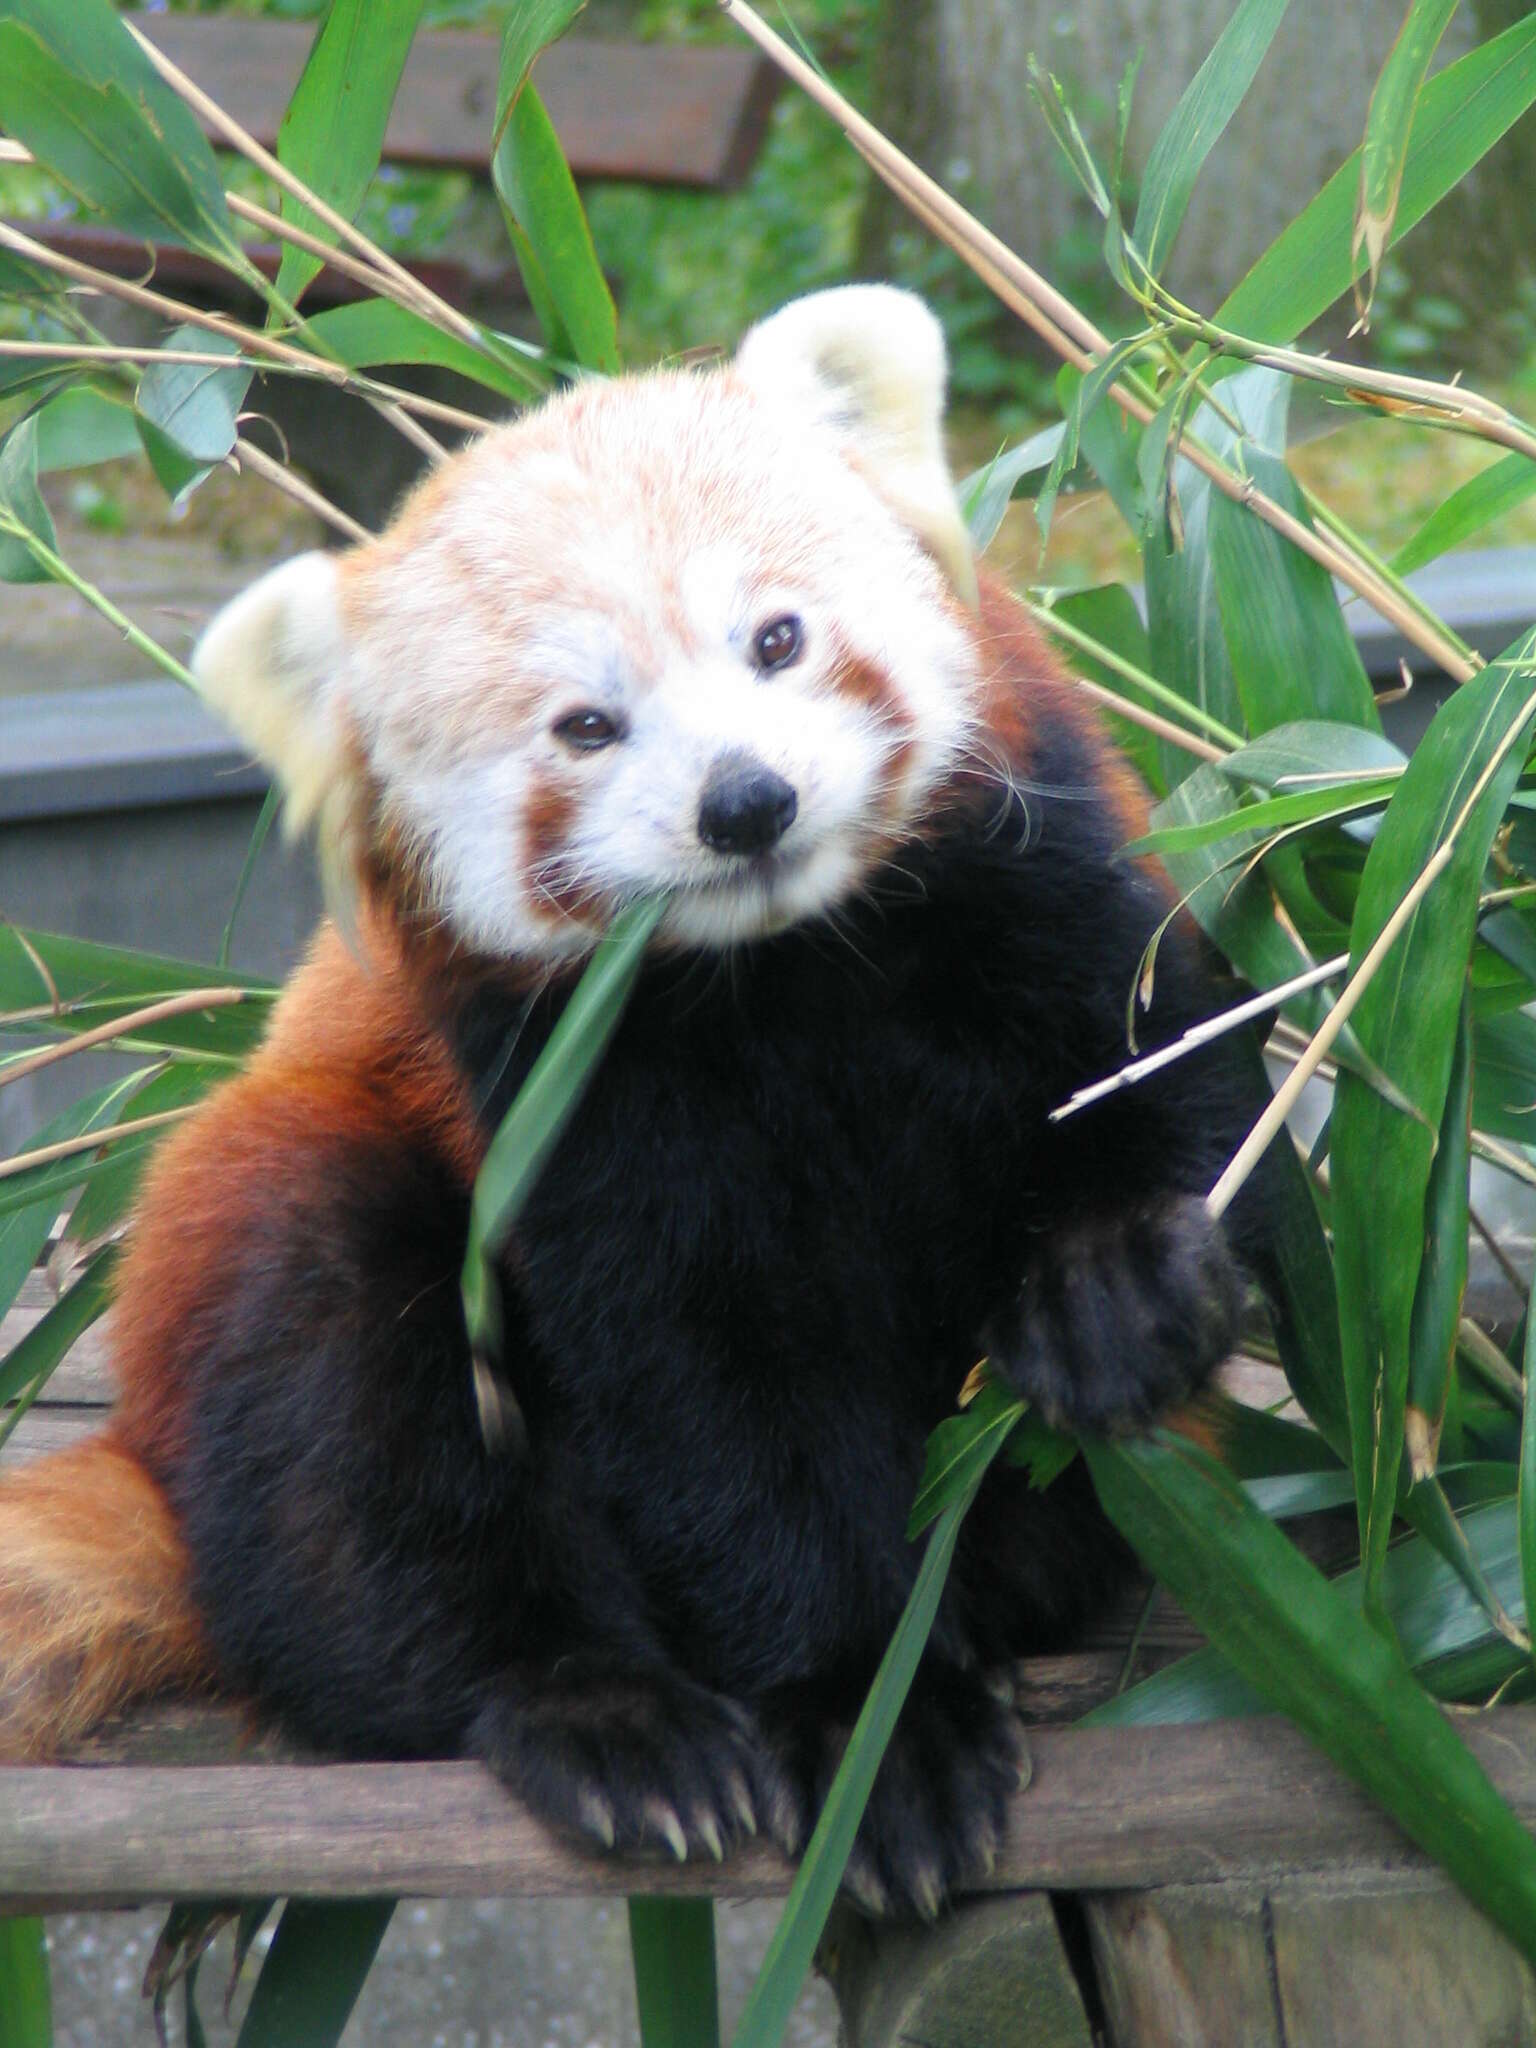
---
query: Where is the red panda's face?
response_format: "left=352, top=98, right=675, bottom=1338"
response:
left=194, top=287, right=982, bottom=960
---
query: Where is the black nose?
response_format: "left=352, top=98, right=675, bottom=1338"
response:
left=697, top=759, right=799, bottom=856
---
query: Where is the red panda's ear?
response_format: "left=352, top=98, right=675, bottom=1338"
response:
left=193, top=552, right=360, bottom=900
left=194, top=551, right=350, bottom=830
left=735, top=286, right=977, bottom=609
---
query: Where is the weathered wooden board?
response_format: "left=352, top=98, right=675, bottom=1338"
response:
left=1087, top=1873, right=1536, bottom=2047
left=128, top=14, right=779, bottom=188
left=6, top=1709, right=1536, bottom=1910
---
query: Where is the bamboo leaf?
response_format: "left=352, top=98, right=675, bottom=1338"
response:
left=461, top=898, right=664, bottom=1367
left=1332, top=629, right=1536, bottom=1623
left=1083, top=1431, right=1536, bottom=1961
left=1353, top=0, right=1463, bottom=321
left=0, top=0, right=239, bottom=263
left=1405, top=986, right=1472, bottom=1481
left=732, top=1452, right=1008, bottom=2048
left=1037, top=339, right=1145, bottom=543
left=0, top=1919, right=51, bottom=2048
left=0, top=417, right=58, bottom=585
left=1133, top=0, right=1293, bottom=277
left=1218, top=12, right=1536, bottom=342
left=273, top=0, right=427, bottom=307
left=0, top=1075, right=144, bottom=1327
left=135, top=327, right=252, bottom=502
left=300, top=299, right=546, bottom=404
left=1129, top=775, right=1398, bottom=858
left=628, top=1899, right=719, bottom=2048
left=0, top=926, right=273, bottom=1060
left=1520, top=1267, right=1536, bottom=1667
left=960, top=421, right=1065, bottom=551
left=1392, top=452, right=1536, bottom=578
left=906, top=1380, right=1025, bottom=1539
left=1043, top=583, right=1164, bottom=794
left=64, top=1063, right=228, bottom=1249
left=234, top=1900, right=393, bottom=2048
left=491, top=1, right=617, bottom=374
left=34, top=387, right=142, bottom=473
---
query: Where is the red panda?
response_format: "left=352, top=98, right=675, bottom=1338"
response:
left=0, top=287, right=1265, bottom=1918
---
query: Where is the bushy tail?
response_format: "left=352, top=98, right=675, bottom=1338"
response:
left=0, top=1433, right=211, bottom=1758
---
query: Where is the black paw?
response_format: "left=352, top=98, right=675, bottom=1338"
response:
left=988, top=1194, right=1244, bottom=1434
left=470, top=1657, right=768, bottom=1863
left=761, top=1667, right=1030, bottom=1920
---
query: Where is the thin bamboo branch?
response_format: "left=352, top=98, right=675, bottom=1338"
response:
left=719, top=0, right=1479, bottom=688
left=0, top=224, right=492, bottom=438
left=1052, top=952, right=1350, bottom=1123
left=1207, top=673, right=1536, bottom=1220
left=0, top=1107, right=192, bottom=1183
left=231, top=436, right=371, bottom=543
left=0, top=991, right=252, bottom=1092
left=0, top=511, right=199, bottom=691
left=1068, top=677, right=1227, bottom=763
left=1468, top=1202, right=1528, bottom=1303
left=1019, top=596, right=1245, bottom=749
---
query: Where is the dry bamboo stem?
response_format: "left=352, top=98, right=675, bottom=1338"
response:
left=0, top=1108, right=192, bottom=1183
left=232, top=437, right=371, bottom=543
left=719, top=0, right=1480, bottom=687
left=0, top=991, right=252, bottom=1092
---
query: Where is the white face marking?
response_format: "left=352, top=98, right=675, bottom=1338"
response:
left=334, top=370, right=981, bottom=958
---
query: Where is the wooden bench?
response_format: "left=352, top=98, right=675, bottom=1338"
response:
left=18, top=12, right=779, bottom=314
left=7, top=1271, right=1536, bottom=2044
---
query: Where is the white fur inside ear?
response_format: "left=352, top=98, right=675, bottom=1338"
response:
left=192, top=550, right=351, bottom=837
left=735, top=285, right=977, bottom=606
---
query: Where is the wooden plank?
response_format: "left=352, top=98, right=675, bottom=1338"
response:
left=127, top=16, right=779, bottom=188
left=7, top=1708, right=1536, bottom=1908
left=1087, top=1874, right=1536, bottom=2047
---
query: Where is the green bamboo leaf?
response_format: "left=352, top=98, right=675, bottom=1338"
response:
left=0, top=417, right=59, bottom=585
left=1404, top=985, right=1472, bottom=1480
left=0, top=0, right=239, bottom=262
left=1083, top=1431, right=1536, bottom=1960
left=906, top=1380, right=1025, bottom=1539
left=299, top=299, right=546, bottom=404
left=1201, top=369, right=1379, bottom=734
left=1128, top=775, right=1399, bottom=858
left=0, top=1919, right=51, bottom=2048
left=1392, top=451, right=1536, bottom=578
left=628, top=1899, right=719, bottom=2048
left=235, top=1900, right=393, bottom=2048
left=960, top=421, right=1065, bottom=551
left=732, top=1452, right=1008, bottom=2048
left=220, top=789, right=282, bottom=973
left=1353, top=0, right=1462, bottom=320
left=272, top=0, right=426, bottom=306
left=491, top=1, right=617, bottom=374
left=33, top=387, right=142, bottom=473
left=1520, top=1265, right=1536, bottom=1667
left=0, top=1248, right=116, bottom=1429
left=492, top=84, right=619, bottom=374
left=1332, top=628, right=1536, bottom=1623
left=1218, top=12, right=1536, bottom=342
left=461, top=898, right=664, bottom=1369
left=0, top=1075, right=144, bottom=1326
left=1132, top=0, right=1293, bottom=277
left=135, top=328, right=253, bottom=503
left=1217, top=722, right=1407, bottom=790
left=1026, top=58, right=1111, bottom=216
left=1036, top=338, right=1146, bottom=543
left=0, top=926, right=274, bottom=1060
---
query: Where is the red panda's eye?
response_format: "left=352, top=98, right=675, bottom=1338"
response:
left=752, top=614, right=804, bottom=671
left=553, top=710, right=622, bottom=752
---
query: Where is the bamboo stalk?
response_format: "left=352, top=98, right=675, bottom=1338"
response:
left=1068, top=677, right=1227, bottom=763
left=0, top=1108, right=192, bottom=1184
left=231, top=438, right=371, bottom=543
left=0, top=992, right=251, bottom=1092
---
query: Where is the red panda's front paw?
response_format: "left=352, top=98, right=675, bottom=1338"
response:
left=759, top=1667, right=1031, bottom=1920
left=988, top=1194, right=1245, bottom=1435
left=468, top=1657, right=769, bottom=1863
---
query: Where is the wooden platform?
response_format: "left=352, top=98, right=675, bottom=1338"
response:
left=9, top=1275, right=1536, bottom=2044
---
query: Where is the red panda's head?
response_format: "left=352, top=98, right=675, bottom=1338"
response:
left=194, top=286, right=982, bottom=959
